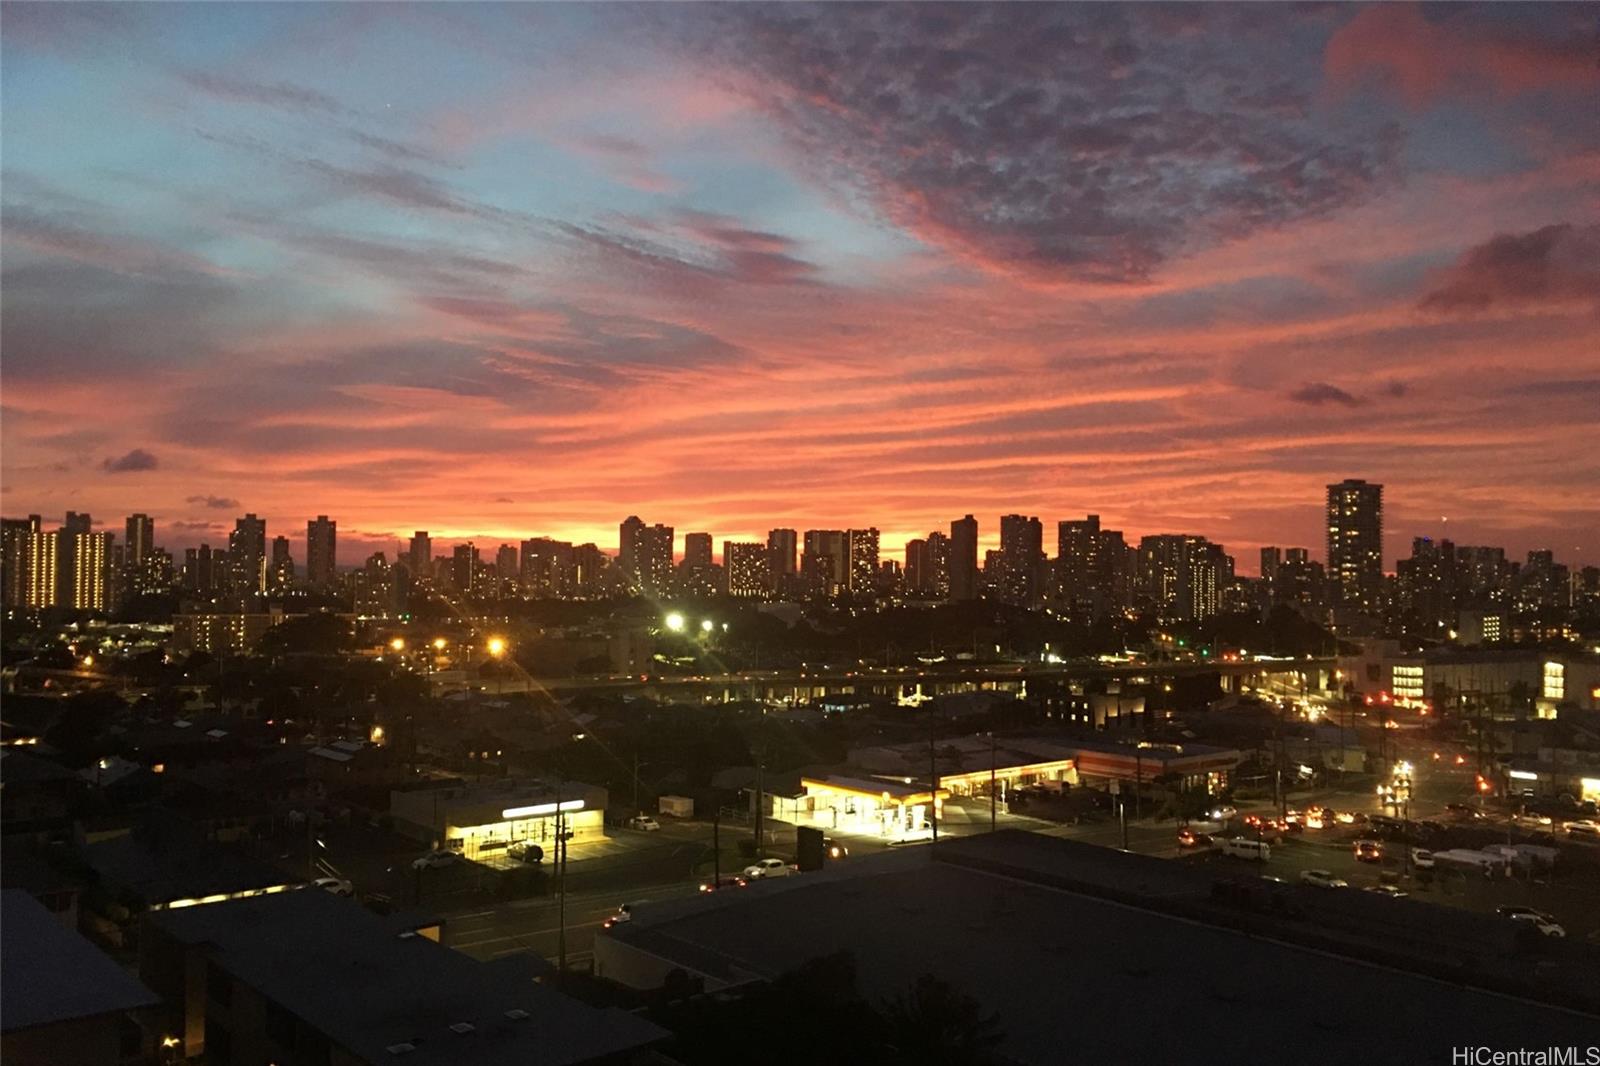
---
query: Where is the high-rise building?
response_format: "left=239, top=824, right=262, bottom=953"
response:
left=994, top=515, right=1044, bottom=606
left=270, top=536, right=295, bottom=592
left=766, top=528, right=797, bottom=592
left=124, top=513, right=154, bottom=568
left=408, top=531, right=432, bottom=578
left=230, top=514, right=268, bottom=595
left=724, top=541, right=768, bottom=598
left=683, top=533, right=713, bottom=570
left=8, top=517, right=58, bottom=609
left=306, top=515, right=337, bottom=589
left=56, top=511, right=92, bottom=606
left=65, top=530, right=111, bottom=611
left=847, top=528, right=880, bottom=596
left=452, top=543, right=479, bottom=594
left=618, top=517, right=673, bottom=595
left=1138, top=534, right=1227, bottom=621
left=904, top=538, right=929, bottom=597
left=1259, top=547, right=1281, bottom=587
left=1397, top=537, right=1458, bottom=633
left=353, top=552, right=395, bottom=617
left=1056, top=515, right=1129, bottom=619
left=949, top=515, right=979, bottom=601
left=520, top=537, right=577, bottom=598
left=801, top=530, right=848, bottom=599
left=495, top=544, right=519, bottom=588
left=1, top=516, right=38, bottom=608
left=1326, top=479, right=1383, bottom=612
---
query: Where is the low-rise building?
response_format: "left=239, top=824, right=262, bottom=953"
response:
left=139, top=889, right=665, bottom=1065
left=389, top=778, right=608, bottom=860
left=2, top=890, right=159, bottom=1066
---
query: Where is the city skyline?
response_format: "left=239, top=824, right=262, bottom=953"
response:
left=3, top=4, right=1597, bottom=566
left=2, top=482, right=1592, bottom=580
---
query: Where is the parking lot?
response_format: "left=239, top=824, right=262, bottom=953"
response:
left=1190, top=813, right=1600, bottom=940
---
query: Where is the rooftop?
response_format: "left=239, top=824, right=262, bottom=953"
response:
left=150, top=890, right=663, bottom=1066
left=1, top=890, right=158, bottom=1032
left=604, top=833, right=1597, bottom=1064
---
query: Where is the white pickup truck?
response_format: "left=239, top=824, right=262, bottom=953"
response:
left=742, top=857, right=797, bottom=879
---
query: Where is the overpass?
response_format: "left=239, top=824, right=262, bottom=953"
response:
left=521, top=656, right=1337, bottom=701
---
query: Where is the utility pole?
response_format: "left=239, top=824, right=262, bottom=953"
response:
left=989, top=731, right=997, bottom=832
left=631, top=752, right=639, bottom=815
left=929, top=708, right=939, bottom=843
left=555, top=775, right=566, bottom=976
left=712, top=807, right=721, bottom=886
left=753, top=756, right=765, bottom=855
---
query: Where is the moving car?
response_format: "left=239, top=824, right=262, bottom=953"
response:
left=1497, top=905, right=1557, bottom=923
left=626, top=815, right=661, bottom=832
left=1410, top=847, right=1435, bottom=869
left=824, top=837, right=849, bottom=860
left=1177, top=827, right=1212, bottom=848
left=698, top=875, right=748, bottom=893
left=742, top=857, right=796, bottom=879
left=1353, top=839, right=1383, bottom=863
left=1299, top=869, right=1349, bottom=889
left=1504, top=912, right=1566, bottom=937
left=312, top=876, right=353, bottom=897
left=411, top=849, right=464, bottom=870
left=1208, top=805, right=1238, bottom=822
left=601, top=904, right=633, bottom=929
left=1220, top=837, right=1270, bottom=861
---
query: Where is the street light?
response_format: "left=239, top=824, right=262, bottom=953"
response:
left=664, top=612, right=686, bottom=633
left=432, top=637, right=447, bottom=651
left=486, top=636, right=507, bottom=658
left=389, top=637, right=406, bottom=653
left=700, top=619, right=714, bottom=634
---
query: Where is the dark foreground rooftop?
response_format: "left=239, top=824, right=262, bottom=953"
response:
left=149, top=888, right=665, bottom=1066
left=1, top=890, right=158, bottom=1033
left=602, top=832, right=1598, bottom=1065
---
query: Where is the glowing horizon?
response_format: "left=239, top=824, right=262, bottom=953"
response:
left=3, top=4, right=1597, bottom=574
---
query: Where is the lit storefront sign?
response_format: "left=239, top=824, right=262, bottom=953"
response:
left=501, top=799, right=585, bottom=819
left=1507, top=770, right=1538, bottom=782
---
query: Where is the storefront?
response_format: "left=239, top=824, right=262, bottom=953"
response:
left=390, top=779, right=608, bottom=859
left=780, top=775, right=949, bottom=840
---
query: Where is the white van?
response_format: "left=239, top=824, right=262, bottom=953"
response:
left=1221, top=837, right=1271, bottom=861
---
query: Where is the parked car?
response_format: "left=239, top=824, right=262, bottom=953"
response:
left=508, top=841, right=545, bottom=864
left=1363, top=884, right=1408, bottom=898
left=742, top=857, right=796, bottom=879
left=411, top=849, right=464, bottom=870
left=1353, top=840, right=1383, bottom=863
left=312, top=876, right=353, bottom=897
left=626, top=815, right=661, bottom=832
left=1300, top=869, right=1349, bottom=889
left=1410, top=847, right=1436, bottom=869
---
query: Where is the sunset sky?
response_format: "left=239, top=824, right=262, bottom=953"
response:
left=3, top=3, right=1597, bottom=571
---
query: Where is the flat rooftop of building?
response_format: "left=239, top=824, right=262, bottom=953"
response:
left=605, top=833, right=1596, bottom=1064
left=1, top=890, right=158, bottom=1032
left=149, top=889, right=664, bottom=1066
left=76, top=817, right=298, bottom=906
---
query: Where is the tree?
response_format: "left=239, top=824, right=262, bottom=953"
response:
left=879, top=974, right=1004, bottom=1066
